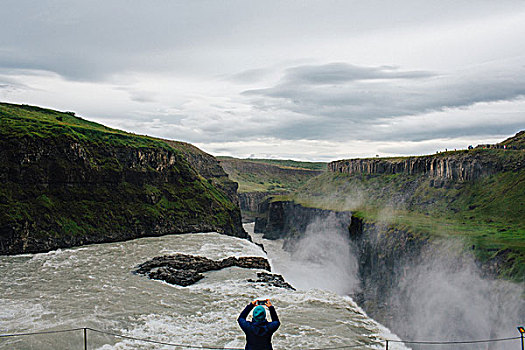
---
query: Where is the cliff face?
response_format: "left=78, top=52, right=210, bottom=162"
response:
left=328, top=150, right=522, bottom=182
left=164, top=140, right=241, bottom=208
left=254, top=200, right=427, bottom=315
left=0, top=103, right=246, bottom=255
left=255, top=199, right=352, bottom=240
left=348, top=215, right=525, bottom=342
left=238, top=192, right=270, bottom=213
left=348, top=216, right=428, bottom=321
left=254, top=201, right=524, bottom=341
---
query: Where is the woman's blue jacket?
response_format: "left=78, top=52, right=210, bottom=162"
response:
left=237, top=303, right=280, bottom=350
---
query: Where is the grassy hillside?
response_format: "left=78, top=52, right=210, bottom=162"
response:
left=224, top=157, right=327, bottom=171
left=218, top=156, right=325, bottom=193
left=286, top=146, right=525, bottom=281
left=0, top=102, right=245, bottom=254
left=499, top=130, right=525, bottom=149
left=1, top=103, right=171, bottom=149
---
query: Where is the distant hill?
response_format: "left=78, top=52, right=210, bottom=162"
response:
left=217, top=157, right=325, bottom=221
left=217, top=156, right=325, bottom=193
left=219, top=157, right=327, bottom=171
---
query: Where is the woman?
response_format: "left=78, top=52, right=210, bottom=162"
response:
left=237, top=299, right=280, bottom=350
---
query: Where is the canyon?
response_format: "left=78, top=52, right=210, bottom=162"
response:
left=251, top=131, right=524, bottom=343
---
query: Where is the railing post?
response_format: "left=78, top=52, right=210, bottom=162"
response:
left=84, top=328, right=87, bottom=350
left=385, top=340, right=389, bottom=350
left=521, top=333, right=524, bottom=350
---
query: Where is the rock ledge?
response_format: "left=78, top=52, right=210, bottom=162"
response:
left=135, top=253, right=292, bottom=288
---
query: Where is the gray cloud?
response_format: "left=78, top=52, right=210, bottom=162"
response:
left=0, top=0, right=254, bottom=81
left=228, top=68, right=272, bottom=84
left=114, top=86, right=158, bottom=103
left=374, top=120, right=525, bottom=143
left=240, top=61, right=525, bottom=141
left=1, top=1, right=525, bottom=159
left=0, top=75, right=31, bottom=95
left=2, top=0, right=523, bottom=82
left=283, top=63, right=434, bottom=85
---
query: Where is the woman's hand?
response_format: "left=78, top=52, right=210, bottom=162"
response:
left=265, top=299, right=272, bottom=307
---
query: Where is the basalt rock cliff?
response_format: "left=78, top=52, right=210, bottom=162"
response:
left=348, top=215, right=524, bottom=343
left=254, top=200, right=524, bottom=342
left=329, top=149, right=522, bottom=182
left=254, top=199, right=352, bottom=240
left=238, top=191, right=271, bottom=214
left=0, top=103, right=246, bottom=255
left=165, top=141, right=241, bottom=208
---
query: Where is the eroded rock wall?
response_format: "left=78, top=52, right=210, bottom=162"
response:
left=328, top=152, right=521, bottom=181
left=0, top=134, right=246, bottom=255
left=164, top=140, right=241, bottom=207
left=238, top=192, right=271, bottom=213
left=254, top=199, right=352, bottom=240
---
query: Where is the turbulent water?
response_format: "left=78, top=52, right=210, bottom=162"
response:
left=0, top=223, right=406, bottom=350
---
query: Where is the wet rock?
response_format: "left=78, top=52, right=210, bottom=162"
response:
left=254, top=242, right=267, bottom=254
left=148, top=267, right=204, bottom=286
left=135, top=253, right=271, bottom=286
left=248, top=272, right=296, bottom=290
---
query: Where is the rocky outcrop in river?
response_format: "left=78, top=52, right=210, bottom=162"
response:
left=135, top=253, right=294, bottom=289
left=247, top=272, right=296, bottom=290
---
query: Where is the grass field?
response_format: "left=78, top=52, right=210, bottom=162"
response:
left=0, top=103, right=172, bottom=150
left=218, top=156, right=325, bottom=193
left=225, top=157, right=327, bottom=171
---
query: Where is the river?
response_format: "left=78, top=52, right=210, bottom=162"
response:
left=0, top=223, right=409, bottom=349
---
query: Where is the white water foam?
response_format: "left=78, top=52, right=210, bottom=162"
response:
left=0, top=228, right=408, bottom=349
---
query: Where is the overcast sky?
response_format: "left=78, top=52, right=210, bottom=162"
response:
left=1, top=0, right=524, bottom=161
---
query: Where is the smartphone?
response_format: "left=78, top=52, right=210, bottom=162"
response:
left=256, top=300, right=267, bottom=305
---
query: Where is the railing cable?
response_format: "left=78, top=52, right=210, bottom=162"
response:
left=0, top=327, right=522, bottom=349
left=88, top=328, right=387, bottom=349
left=389, top=335, right=521, bottom=345
left=306, top=340, right=386, bottom=349
left=87, top=327, right=243, bottom=350
left=0, top=327, right=86, bottom=338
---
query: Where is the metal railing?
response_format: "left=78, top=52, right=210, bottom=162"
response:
left=0, top=326, right=523, bottom=349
